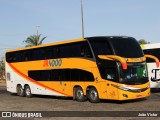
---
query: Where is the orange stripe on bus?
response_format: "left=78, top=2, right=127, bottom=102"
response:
left=8, top=63, right=70, bottom=96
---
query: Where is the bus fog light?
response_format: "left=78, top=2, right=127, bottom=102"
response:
left=122, top=94, right=128, bottom=98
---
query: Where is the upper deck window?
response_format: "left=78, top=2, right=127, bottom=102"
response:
left=6, top=41, right=93, bottom=63
left=89, top=37, right=143, bottom=58
left=110, top=37, right=144, bottom=58
left=89, top=38, right=113, bottom=56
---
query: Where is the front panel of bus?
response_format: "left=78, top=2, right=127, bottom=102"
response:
left=88, top=37, right=150, bottom=100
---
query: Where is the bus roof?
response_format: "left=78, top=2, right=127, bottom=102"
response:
left=6, top=38, right=85, bottom=53
left=6, top=36, right=133, bottom=53
left=141, top=43, right=160, bottom=50
left=86, top=36, right=132, bottom=40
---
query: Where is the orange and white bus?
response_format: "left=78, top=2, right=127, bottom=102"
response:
left=5, top=36, right=159, bottom=103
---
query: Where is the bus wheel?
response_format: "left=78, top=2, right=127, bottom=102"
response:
left=88, top=87, right=100, bottom=103
left=75, top=87, right=86, bottom=102
left=25, top=86, right=32, bottom=98
left=17, top=85, right=25, bottom=97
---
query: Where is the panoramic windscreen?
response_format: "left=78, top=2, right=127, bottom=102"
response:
left=110, top=37, right=144, bottom=58
left=118, top=62, right=148, bottom=85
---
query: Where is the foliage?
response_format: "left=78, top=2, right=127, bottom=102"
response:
left=23, top=34, right=47, bottom=47
left=0, top=58, right=5, bottom=79
left=138, top=39, right=150, bottom=45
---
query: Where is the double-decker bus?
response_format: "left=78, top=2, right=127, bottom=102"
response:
left=5, top=36, right=159, bottom=103
left=142, top=43, right=160, bottom=89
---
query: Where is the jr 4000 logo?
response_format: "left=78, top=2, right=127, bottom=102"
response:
left=43, top=59, right=62, bottom=67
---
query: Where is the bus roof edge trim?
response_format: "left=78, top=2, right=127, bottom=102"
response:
left=6, top=38, right=86, bottom=53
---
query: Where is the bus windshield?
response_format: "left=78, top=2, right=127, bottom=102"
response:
left=110, top=37, right=144, bottom=58
left=88, top=37, right=144, bottom=58
left=119, top=63, right=148, bottom=85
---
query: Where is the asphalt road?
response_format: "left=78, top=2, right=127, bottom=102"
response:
left=0, top=86, right=160, bottom=120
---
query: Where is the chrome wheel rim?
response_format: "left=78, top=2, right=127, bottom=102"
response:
left=77, top=89, right=83, bottom=99
left=26, top=88, right=31, bottom=96
left=90, top=90, right=97, bottom=100
left=20, top=88, right=23, bottom=95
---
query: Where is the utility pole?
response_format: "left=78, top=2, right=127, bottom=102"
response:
left=81, top=0, right=84, bottom=38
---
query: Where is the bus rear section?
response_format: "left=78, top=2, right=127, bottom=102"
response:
left=142, top=43, right=160, bottom=89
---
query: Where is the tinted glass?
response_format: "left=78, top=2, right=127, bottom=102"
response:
left=28, top=69, right=94, bottom=81
left=110, top=37, right=144, bottom=58
left=143, top=48, right=160, bottom=62
left=60, top=45, right=72, bottom=58
left=71, top=44, right=81, bottom=57
left=70, top=69, right=80, bottom=81
left=32, top=48, right=45, bottom=60
left=6, top=41, right=93, bottom=63
left=89, top=39, right=112, bottom=56
left=45, top=47, right=58, bottom=59
left=99, top=67, right=117, bottom=82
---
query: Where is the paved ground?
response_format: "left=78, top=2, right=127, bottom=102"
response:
left=0, top=80, right=160, bottom=120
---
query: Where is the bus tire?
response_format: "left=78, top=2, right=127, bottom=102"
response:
left=75, top=87, right=86, bottom=102
left=17, top=85, right=25, bottom=97
left=25, top=86, right=32, bottom=98
left=88, top=87, right=100, bottom=103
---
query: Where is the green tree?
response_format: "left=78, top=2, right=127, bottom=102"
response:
left=23, top=34, right=47, bottom=47
left=0, top=58, right=5, bottom=80
left=138, top=39, right=150, bottom=45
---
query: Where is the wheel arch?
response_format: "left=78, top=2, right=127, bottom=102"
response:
left=73, top=85, right=86, bottom=95
left=16, top=84, right=22, bottom=92
left=24, top=84, right=29, bottom=88
left=87, top=86, right=100, bottom=103
left=86, top=86, right=98, bottom=95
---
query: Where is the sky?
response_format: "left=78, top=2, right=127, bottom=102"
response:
left=0, top=0, right=160, bottom=58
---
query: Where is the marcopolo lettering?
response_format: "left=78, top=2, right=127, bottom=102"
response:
left=43, top=59, right=62, bottom=67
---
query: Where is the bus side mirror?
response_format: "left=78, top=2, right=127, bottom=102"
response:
left=98, top=55, right=127, bottom=70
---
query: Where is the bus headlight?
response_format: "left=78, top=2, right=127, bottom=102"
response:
left=120, top=87, right=129, bottom=91
left=111, top=84, right=129, bottom=91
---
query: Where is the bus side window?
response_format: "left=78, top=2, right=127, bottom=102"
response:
left=45, top=47, right=58, bottom=59
left=56, top=47, right=60, bottom=58
left=79, top=69, right=94, bottom=81
left=99, top=67, right=117, bottom=82
left=105, top=69, right=116, bottom=80
left=23, top=52, right=28, bottom=61
left=70, top=69, right=94, bottom=81
left=80, top=43, right=93, bottom=58
left=6, top=53, right=12, bottom=63
left=45, top=48, right=53, bottom=59
left=70, top=69, right=80, bottom=81
left=71, top=44, right=81, bottom=57
left=59, top=45, right=72, bottom=58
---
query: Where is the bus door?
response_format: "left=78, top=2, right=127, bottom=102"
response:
left=105, top=71, right=119, bottom=100
left=100, top=67, right=119, bottom=100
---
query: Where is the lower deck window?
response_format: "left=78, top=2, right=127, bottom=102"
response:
left=28, top=69, right=94, bottom=82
